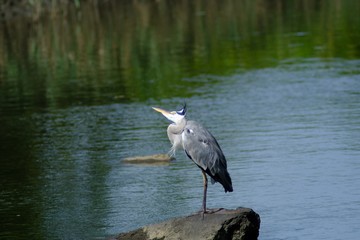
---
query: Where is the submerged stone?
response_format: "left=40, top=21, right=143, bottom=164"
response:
left=122, top=154, right=175, bottom=165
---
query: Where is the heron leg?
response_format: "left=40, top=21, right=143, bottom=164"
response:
left=201, top=169, right=208, bottom=219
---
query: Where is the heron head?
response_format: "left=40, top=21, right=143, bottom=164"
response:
left=176, top=103, right=187, bottom=116
left=152, top=104, right=187, bottom=124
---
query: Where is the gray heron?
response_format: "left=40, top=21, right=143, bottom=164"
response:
left=152, top=103, right=233, bottom=217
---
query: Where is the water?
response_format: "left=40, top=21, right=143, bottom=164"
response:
left=1, top=1, right=360, bottom=239
left=2, top=60, right=359, bottom=239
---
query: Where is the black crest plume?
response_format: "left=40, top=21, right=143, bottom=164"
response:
left=176, top=102, right=187, bottom=116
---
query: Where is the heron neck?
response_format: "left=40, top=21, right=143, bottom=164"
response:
left=168, top=118, right=187, bottom=134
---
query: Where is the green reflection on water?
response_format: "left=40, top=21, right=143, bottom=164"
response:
left=0, top=0, right=359, bottom=111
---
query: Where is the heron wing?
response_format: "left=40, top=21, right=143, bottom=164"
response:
left=182, top=120, right=233, bottom=192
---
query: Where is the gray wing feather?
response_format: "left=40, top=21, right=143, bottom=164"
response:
left=182, top=120, right=233, bottom=192
left=182, top=121, right=225, bottom=170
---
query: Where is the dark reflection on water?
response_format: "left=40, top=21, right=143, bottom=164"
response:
left=1, top=1, right=360, bottom=239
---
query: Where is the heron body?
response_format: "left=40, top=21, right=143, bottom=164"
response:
left=182, top=120, right=233, bottom=192
left=153, top=104, right=233, bottom=217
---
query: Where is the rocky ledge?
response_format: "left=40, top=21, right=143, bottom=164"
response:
left=115, top=207, right=260, bottom=240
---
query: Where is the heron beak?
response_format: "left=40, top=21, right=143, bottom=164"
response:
left=152, top=107, right=171, bottom=117
left=153, top=107, right=174, bottom=122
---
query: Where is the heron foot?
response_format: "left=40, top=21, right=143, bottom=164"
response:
left=197, top=208, right=224, bottom=219
left=205, top=208, right=224, bottom=214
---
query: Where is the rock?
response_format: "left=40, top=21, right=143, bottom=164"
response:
left=115, top=208, right=260, bottom=240
left=122, top=154, right=175, bottom=165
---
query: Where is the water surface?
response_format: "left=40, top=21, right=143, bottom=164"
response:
left=0, top=1, right=360, bottom=239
